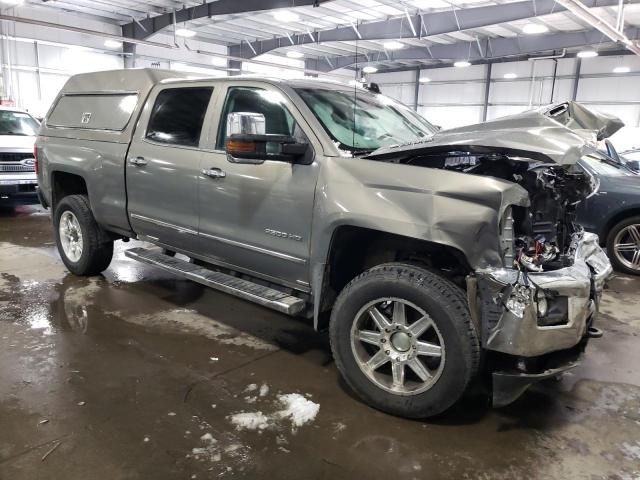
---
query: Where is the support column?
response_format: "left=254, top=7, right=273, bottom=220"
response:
left=482, top=62, right=492, bottom=121
left=228, top=59, right=242, bottom=76
left=550, top=59, right=558, bottom=103
left=123, top=43, right=136, bottom=69
left=572, top=58, right=582, bottom=101
left=34, top=41, right=41, bottom=103
left=413, top=66, right=420, bottom=111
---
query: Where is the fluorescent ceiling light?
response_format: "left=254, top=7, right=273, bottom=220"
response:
left=383, top=41, right=404, bottom=50
left=419, top=77, right=431, bottom=82
left=273, top=10, right=300, bottom=22
left=362, top=66, right=378, bottom=73
left=613, top=66, right=630, bottom=73
left=349, top=10, right=377, bottom=20
left=454, top=60, right=471, bottom=68
left=522, top=23, right=549, bottom=34
left=503, top=73, right=517, bottom=79
left=413, top=0, right=450, bottom=8
left=577, top=50, right=598, bottom=58
left=286, top=51, right=304, bottom=59
left=104, top=39, right=123, bottom=49
left=175, top=28, right=196, bottom=38
left=376, top=5, right=404, bottom=15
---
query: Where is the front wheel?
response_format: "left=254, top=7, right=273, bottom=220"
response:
left=606, top=216, right=640, bottom=276
left=329, top=263, right=480, bottom=418
left=54, top=194, right=113, bottom=275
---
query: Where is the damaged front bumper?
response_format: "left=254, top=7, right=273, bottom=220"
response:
left=470, top=232, right=612, bottom=405
left=475, top=232, right=611, bottom=357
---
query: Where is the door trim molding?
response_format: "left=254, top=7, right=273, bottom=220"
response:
left=130, top=213, right=198, bottom=235
left=199, top=231, right=307, bottom=265
left=131, top=212, right=307, bottom=265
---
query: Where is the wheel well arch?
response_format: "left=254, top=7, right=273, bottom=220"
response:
left=601, top=208, right=640, bottom=244
left=315, top=225, right=472, bottom=328
left=51, top=171, right=88, bottom=208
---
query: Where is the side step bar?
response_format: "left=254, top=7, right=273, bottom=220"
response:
left=125, top=247, right=306, bottom=316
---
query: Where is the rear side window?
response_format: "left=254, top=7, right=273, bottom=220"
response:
left=146, top=87, right=213, bottom=147
left=47, top=94, right=138, bottom=131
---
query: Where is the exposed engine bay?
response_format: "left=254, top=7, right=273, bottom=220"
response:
left=382, top=151, right=595, bottom=272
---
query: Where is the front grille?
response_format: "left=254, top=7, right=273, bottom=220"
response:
left=0, top=164, right=34, bottom=173
left=0, top=152, right=33, bottom=163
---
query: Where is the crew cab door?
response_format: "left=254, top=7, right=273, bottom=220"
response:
left=127, top=85, right=214, bottom=248
left=197, top=83, right=319, bottom=291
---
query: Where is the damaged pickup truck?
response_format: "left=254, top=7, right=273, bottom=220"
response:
left=36, top=70, right=613, bottom=418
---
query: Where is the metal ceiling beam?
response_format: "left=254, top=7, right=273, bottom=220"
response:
left=366, top=48, right=633, bottom=73
left=0, top=13, right=176, bottom=49
left=556, top=0, right=640, bottom=56
left=228, top=0, right=639, bottom=59
left=305, top=27, right=640, bottom=71
left=122, top=0, right=331, bottom=40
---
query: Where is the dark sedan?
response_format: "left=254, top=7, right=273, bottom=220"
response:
left=621, top=148, right=640, bottom=173
left=576, top=152, right=640, bottom=275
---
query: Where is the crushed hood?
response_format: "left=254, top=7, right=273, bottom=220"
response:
left=543, top=101, right=624, bottom=141
left=369, top=102, right=624, bottom=165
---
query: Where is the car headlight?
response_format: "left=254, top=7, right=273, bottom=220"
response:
left=536, top=289, right=548, bottom=317
left=499, top=206, right=516, bottom=268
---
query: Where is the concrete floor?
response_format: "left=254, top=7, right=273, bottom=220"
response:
left=1, top=202, right=640, bottom=480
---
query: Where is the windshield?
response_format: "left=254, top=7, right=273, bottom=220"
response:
left=623, top=150, right=640, bottom=162
left=0, top=110, right=39, bottom=136
left=295, top=87, right=437, bottom=153
left=582, top=153, right=635, bottom=176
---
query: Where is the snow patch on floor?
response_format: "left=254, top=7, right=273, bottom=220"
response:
left=620, top=441, right=640, bottom=460
left=259, top=384, right=269, bottom=397
left=276, top=394, right=320, bottom=428
left=229, top=391, right=320, bottom=432
left=229, top=412, right=270, bottom=431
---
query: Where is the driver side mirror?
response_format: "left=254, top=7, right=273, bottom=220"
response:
left=225, top=112, right=309, bottom=164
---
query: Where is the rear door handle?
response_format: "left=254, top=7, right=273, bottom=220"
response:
left=202, top=168, right=226, bottom=179
left=129, top=156, right=148, bottom=166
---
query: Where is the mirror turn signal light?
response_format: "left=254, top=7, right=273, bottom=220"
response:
left=226, top=139, right=256, bottom=155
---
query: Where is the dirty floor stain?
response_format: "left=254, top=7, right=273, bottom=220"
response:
left=1, top=203, right=640, bottom=479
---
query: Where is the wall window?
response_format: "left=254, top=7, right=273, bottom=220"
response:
left=146, top=87, right=213, bottom=147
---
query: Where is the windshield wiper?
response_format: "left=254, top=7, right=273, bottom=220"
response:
left=337, top=143, right=376, bottom=156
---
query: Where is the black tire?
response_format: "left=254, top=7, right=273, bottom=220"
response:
left=606, top=215, right=640, bottom=276
left=329, top=263, right=480, bottom=418
left=53, top=194, right=113, bottom=275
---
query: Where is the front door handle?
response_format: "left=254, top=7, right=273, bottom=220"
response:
left=202, top=168, right=226, bottom=179
left=129, top=156, right=148, bottom=166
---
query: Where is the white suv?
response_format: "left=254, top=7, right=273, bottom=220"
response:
left=0, top=106, right=40, bottom=202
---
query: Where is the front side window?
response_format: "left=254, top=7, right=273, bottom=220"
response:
left=0, top=110, right=39, bottom=136
left=146, top=87, right=213, bottom=147
left=216, top=87, right=300, bottom=149
left=295, top=87, right=437, bottom=153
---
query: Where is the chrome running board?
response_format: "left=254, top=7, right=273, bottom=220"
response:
left=125, top=247, right=306, bottom=316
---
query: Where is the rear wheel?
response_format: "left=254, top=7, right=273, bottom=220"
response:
left=329, top=263, right=479, bottom=418
left=54, top=194, right=113, bottom=275
left=606, top=216, right=640, bottom=276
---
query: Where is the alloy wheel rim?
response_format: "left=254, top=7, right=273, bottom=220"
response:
left=59, top=211, right=83, bottom=263
left=613, top=224, right=640, bottom=272
left=350, top=298, right=445, bottom=396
